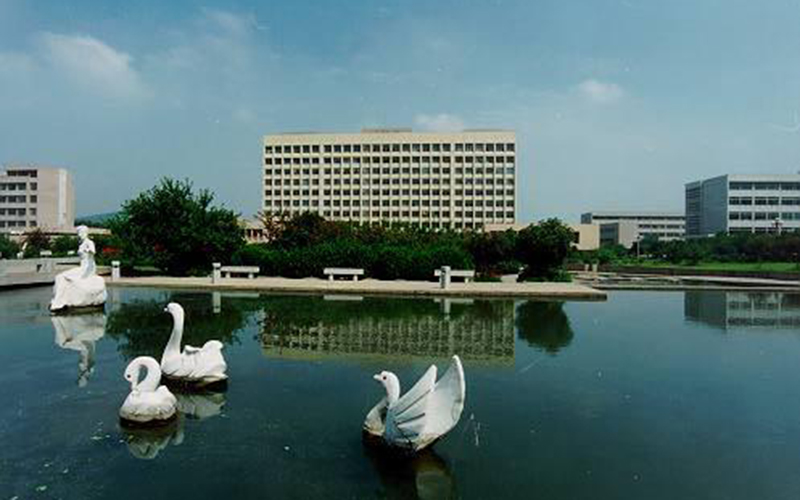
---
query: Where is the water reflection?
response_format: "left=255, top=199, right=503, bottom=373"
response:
left=515, top=301, right=574, bottom=354
left=121, top=390, right=226, bottom=460
left=105, top=293, right=246, bottom=359
left=122, top=419, right=183, bottom=460
left=51, top=312, right=106, bottom=386
left=685, top=291, right=800, bottom=330
left=258, top=296, right=515, bottom=364
left=363, top=444, right=456, bottom=500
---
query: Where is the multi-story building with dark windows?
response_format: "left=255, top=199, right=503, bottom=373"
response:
left=0, top=165, right=74, bottom=233
left=262, top=128, right=517, bottom=229
left=685, top=174, right=800, bottom=237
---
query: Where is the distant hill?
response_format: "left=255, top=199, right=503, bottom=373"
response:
left=75, top=211, right=119, bottom=227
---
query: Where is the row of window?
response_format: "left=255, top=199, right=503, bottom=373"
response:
left=265, top=177, right=516, bottom=187
left=730, top=227, right=798, bottom=234
left=0, top=195, right=35, bottom=203
left=0, top=220, right=36, bottom=228
left=265, top=189, right=515, bottom=197
left=729, top=212, right=800, bottom=220
left=729, top=196, right=800, bottom=205
left=590, top=215, right=685, bottom=222
left=0, top=207, right=35, bottom=216
left=265, top=167, right=514, bottom=176
left=730, top=182, right=800, bottom=191
left=0, top=183, right=37, bottom=191
left=264, top=156, right=515, bottom=166
left=265, top=198, right=514, bottom=208
left=264, top=205, right=515, bottom=219
left=4, top=170, right=38, bottom=177
left=265, top=142, right=515, bottom=155
left=638, top=224, right=685, bottom=230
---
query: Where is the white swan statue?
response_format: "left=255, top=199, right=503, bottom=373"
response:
left=364, top=355, right=466, bottom=453
left=50, top=225, right=107, bottom=312
left=161, top=302, right=228, bottom=386
left=119, top=356, right=177, bottom=425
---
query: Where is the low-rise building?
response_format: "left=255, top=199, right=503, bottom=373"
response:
left=685, top=174, right=800, bottom=237
left=0, top=165, right=74, bottom=233
left=484, top=222, right=600, bottom=251
left=581, top=211, right=685, bottom=247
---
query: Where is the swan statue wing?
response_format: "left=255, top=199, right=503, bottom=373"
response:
left=422, top=355, right=466, bottom=439
left=385, top=365, right=437, bottom=446
left=183, top=345, right=202, bottom=354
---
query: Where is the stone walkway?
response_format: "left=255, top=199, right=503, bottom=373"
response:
left=107, top=276, right=607, bottom=300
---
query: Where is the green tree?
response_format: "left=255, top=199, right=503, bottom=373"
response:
left=0, top=233, right=20, bottom=259
left=516, top=218, right=575, bottom=281
left=108, top=177, right=244, bottom=276
left=51, top=235, right=79, bottom=255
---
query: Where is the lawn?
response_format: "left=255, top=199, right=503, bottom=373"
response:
left=631, top=261, right=800, bottom=273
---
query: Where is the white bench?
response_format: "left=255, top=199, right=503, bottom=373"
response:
left=220, top=265, right=259, bottom=279
left=324, top=267, right=364, bottom=281
left=434, top=269, right=475, bottom=283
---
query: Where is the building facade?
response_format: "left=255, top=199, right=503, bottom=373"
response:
left=581, top=211, right=685, bottom=247
left=262, top=129, right=517, bottom=229
left=0, top=165, right=74, bottom=233
left=685, top=174, right=800, bottom=237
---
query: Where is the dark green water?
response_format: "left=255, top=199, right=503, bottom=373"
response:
left=2, top=287, right=800, bottom=499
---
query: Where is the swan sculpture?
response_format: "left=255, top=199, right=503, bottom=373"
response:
left=161, top=302, right=228, bottom=386
left=50, top=225, right=107, bottom=312
left=119, top=356, right=177, bottom=425
left=364, top=355, right=466, bottom=453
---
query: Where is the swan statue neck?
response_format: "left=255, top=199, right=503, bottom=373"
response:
left=381, top=372, right=401, bottom=406
left=165, top=305, right=185, bottom=356
left=128, top=356, right=162, bottom=392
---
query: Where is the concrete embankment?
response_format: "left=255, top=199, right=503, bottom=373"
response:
left=107, top=276, right=607, bottom=301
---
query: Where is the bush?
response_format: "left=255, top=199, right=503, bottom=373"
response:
left=22, top=229, right=50, bottom=258
left=516, top=218, right=575, bottom=281
left=0, top=233, right=20, bottom=259
left=51, top=235, right=79, bottom=256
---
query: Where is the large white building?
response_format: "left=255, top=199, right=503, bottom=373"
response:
left=0, top=165, right=74, bottom=233
left=685, top=174, right=800, bottom=237
left=580, top=211, right=685, bottom=247
left=262, top=129, right=517, bottom=229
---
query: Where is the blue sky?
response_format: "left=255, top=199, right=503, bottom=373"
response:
left=1, top=0, right=800, bottom=222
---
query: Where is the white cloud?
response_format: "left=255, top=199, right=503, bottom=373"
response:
left=201, top=8, right=262, bottom=37
left=414, top=113, right=466, bottom=132
left=576, top=79, right=624, bottom=104
left=38, top=32, right=147, bottom=99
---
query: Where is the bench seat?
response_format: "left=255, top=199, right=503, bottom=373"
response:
left=433, top=269, right=475, bottom=283
left=324, top=267, right=365, bottom=281
left=220, top=265, right=260, bottom=279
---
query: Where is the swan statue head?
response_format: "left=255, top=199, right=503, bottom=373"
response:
left=164, top=302, right=185, bottom=322
left=373, top=370, right=401, bottom=405
left=124, top=356, right=161, bottom=393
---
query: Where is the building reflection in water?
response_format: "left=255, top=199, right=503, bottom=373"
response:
left=685, top=290, right=800, bottom=330
left=259, top=296, right=516, bottom=365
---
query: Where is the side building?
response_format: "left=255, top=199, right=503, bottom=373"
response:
left=0, top=165, right=74, bottom=233
left=262, top=129, right=517, bottom=229
left=580, top=211, right=685, bottom=248
left=685, top=174, right=800, bottom=237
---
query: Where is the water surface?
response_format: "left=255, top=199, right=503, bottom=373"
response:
left=2, top=287, right=800, bottom=499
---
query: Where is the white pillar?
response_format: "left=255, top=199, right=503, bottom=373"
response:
left=212, top=262, right=221, bottom=284
left=111, top=261, right=121, bottom=281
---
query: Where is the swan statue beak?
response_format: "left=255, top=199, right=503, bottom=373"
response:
left=163, top=306, right=169, bottom=313
left=372, top=374, right=382, bottom=382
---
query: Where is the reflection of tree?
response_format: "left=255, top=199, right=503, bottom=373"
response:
left=106, top=293, right=245, bottom=360
left=515, top=301, right=574, bottom=354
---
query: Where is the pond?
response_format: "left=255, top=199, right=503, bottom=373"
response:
left=2, top=287, right=800, bottom=499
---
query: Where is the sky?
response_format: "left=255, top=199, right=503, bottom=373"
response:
left=1, top=0, right=800, bottom=222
